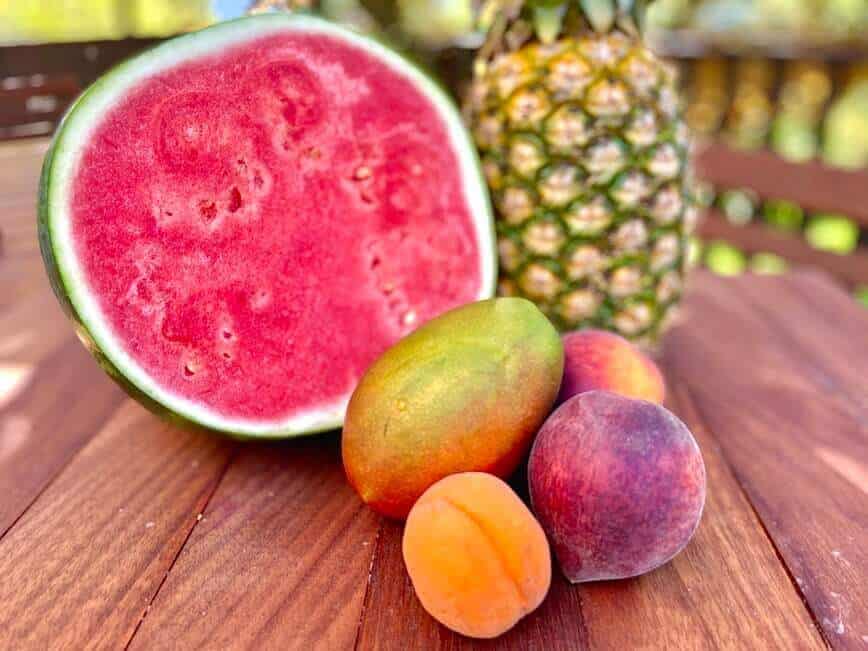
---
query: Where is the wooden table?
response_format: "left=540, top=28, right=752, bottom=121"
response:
left=0, top=139, right=866, bottom=650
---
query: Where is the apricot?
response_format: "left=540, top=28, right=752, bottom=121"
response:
left=343, top=298, right=563, bottom=519
left=529, top=391, right=706, bottom=583
left=403, top=472, right=552, bottom=638
left=558, top=329, right=665, bottom=404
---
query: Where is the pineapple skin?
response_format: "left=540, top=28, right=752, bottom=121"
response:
left=467, top=31, right=699, bottom=343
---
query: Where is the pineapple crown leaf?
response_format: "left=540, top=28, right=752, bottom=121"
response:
left=532, top=4, right=567, bottom=43
left=521, top=0, right=651, bottom=36
left=474, top=0, right=652, bottom=67
left=579, top=0, right=616, bottom=32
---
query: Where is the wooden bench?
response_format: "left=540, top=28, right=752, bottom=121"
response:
left=0, top=139, right=865, bottom=649
left=695, top=143, right=868, bottom=288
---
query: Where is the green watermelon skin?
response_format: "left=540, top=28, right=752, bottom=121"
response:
left=38, top=14, right=496, bottom=439
left=39, top=122, right=217, bottom=435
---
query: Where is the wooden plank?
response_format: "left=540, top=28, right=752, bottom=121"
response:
left=699, top=211, right=868, bottom=288
left=664, top=271, right=868, bottom=650
left=0, top=260, right=51, bottom=311
left=0, top=289, right=72, bottom=364
left=353, top=372, right=826, bottom=649
left=127, top=435, right=380, bottom=650
left=0, top=401, right=235, bottom=649
left=695, top=143, right=868, bottom=225
left=0, top=338, right=125, bottom=537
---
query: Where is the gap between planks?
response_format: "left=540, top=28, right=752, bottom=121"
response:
left=123, top=446, right=240, bottom=650
left=352, top=519, right=384, bottom=651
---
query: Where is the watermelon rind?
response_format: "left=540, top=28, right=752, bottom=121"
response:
left=38, top=13, right=496, bottom=439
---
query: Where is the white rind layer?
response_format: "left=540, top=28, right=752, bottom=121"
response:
left=42, top=13, right=496, bottom=438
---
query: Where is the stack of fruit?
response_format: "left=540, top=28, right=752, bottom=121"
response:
left=343, top=299, right=706, bottom=638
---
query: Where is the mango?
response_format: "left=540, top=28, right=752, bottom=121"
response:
left=342, top=298, right=564, bottom=519
left=403, top=472, right=551, bottom=638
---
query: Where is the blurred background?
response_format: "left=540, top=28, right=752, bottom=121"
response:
left=1, top=0, right=866, bottom=305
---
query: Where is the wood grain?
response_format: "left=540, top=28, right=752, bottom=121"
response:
left=665, top=271, right=868, bottom=650
left=0, top=401, right=234, bottom=650
left=0, top=339, right=125, bottom=537
left=128, top=435, right=381, bottom=651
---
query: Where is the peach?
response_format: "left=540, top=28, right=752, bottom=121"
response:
left=343, top=298, right=563, bottom=519
left=403, top=472, right=552, bottom=638
left=528, top=391, right=706, bottom=583
left=558, top=329, right=665, bottom=405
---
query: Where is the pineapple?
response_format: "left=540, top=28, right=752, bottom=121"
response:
left=466, top=0, right=698, bottom=342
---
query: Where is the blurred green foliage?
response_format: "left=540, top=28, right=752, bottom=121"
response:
left=705, top=241, right=747, bottom=275
left=804, top=215, right=860, bottom=255
left=651, top=0, right=868, bottom=34
left=749, top=252, right=789, bottom=275
left=0, top=0, right=212, bottom=42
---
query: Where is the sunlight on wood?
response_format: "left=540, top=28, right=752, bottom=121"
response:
left=0, top=332, right=35, bottom=357
left=0, top=414, right=33, bottom=462
left=815, top=446, right=868, bottom=496
left=0, top=363, right=35, bottom=410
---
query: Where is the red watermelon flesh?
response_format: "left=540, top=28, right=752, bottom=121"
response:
left=68, top=29, right=488, bottom=424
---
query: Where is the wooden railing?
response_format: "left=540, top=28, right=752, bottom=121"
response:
left=694, top=142, right=868, bottom=288
left=0, top=39, right=158, bottom=139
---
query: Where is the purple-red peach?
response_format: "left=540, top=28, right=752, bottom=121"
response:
left=558, top=329, right=665, bottom=405
left=528, top=390, right=706, bottom=583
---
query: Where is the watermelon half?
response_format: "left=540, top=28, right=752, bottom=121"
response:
left=38, top=14, right=495, bottom=438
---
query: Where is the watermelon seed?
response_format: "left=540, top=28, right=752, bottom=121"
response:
left=228, top=187, right=242, bottom=213
left=353, top=166, right=372, bottom=181
left=183, top=361, right=199, bottom=378
left=221, top=328, right=234, bottom=341
left=199, top=200, right=217, bottom=223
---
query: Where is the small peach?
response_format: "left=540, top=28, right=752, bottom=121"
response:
left=558, top=329, right=665, bottom=404
left=403, top=472, right=552, bottom=638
